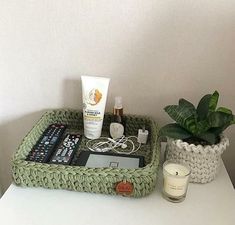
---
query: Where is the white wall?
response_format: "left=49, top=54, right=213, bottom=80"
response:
left=0, top=0, right=235, bottom=193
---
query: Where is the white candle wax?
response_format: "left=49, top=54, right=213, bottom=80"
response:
left=163, top=162, right=190, bottom=197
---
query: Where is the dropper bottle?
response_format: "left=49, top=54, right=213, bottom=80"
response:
left=110, top=97, right=125, bottom=139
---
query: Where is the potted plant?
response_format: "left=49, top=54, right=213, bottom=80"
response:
left=159, top=91, right=235, bottom=183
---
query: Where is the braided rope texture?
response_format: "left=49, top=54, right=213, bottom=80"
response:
left=166, top=136, right=229, bottom=183
left=11, top=109, right=159, bottom=198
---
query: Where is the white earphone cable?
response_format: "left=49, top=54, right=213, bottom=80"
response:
left=86, top=136, right=141, bottom=154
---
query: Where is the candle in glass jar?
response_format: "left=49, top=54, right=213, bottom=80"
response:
left=163, top=161, right=191, bottom=202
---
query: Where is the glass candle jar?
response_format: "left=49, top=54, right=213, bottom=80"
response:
left=163, top=160, right=191, bottom=203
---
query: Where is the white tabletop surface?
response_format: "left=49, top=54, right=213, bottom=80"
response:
left=0, top=161, right=234, bottom=225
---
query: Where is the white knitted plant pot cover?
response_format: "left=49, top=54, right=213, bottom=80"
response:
left=165, top=136, right=229, bottom=183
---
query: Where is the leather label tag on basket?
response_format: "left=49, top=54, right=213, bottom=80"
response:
left=116, top=181, right=133, bottom=195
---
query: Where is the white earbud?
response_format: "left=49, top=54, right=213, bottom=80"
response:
left=121, top=143, right=127, bottom=149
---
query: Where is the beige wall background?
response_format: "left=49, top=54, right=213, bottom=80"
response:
left=0, top=0, right=235, bottom=194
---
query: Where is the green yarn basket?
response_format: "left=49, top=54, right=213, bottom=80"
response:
left=12, top=109, right=159, bottom=198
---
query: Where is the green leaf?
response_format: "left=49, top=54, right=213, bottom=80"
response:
left=217, top=107, right=232, bottom=114
left=164, top=105, right=197, bottom=134
left=208, top=125, right=229, bottom=137
left=197, top=132, right=217, bottom=145
left=179, top=98, right=195, bottom=110
left=210, top=115, right=235, bottom=135
left=209, top=115, right=235, bottom=136
left=208, top=111, right=233, bottom=128
left=209, top=91, right=219, bottom=113
left=196, top=120, right=211, bottom=134
left=159, top=123, right=192, bottom=139
left=196, top=94, right=211, bottom=121
left=231, top=115, right=235, bottom=124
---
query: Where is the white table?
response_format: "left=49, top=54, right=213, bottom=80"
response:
left=0, top=161, right=234, bottom=225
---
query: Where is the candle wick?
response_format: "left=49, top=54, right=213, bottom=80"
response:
left=176, top=172, right=178, bottom=175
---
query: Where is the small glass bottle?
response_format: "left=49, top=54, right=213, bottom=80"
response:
left=110, top=97, right=125, bottom=139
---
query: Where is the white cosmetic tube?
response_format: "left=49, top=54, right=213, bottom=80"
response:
left=81, top=76, right=110, bottom=139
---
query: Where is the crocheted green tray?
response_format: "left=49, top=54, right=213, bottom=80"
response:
left=12, top=109, right=159, bottom=198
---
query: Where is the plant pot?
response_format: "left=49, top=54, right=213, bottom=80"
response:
left=165, top=136, right=229, bottom=183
